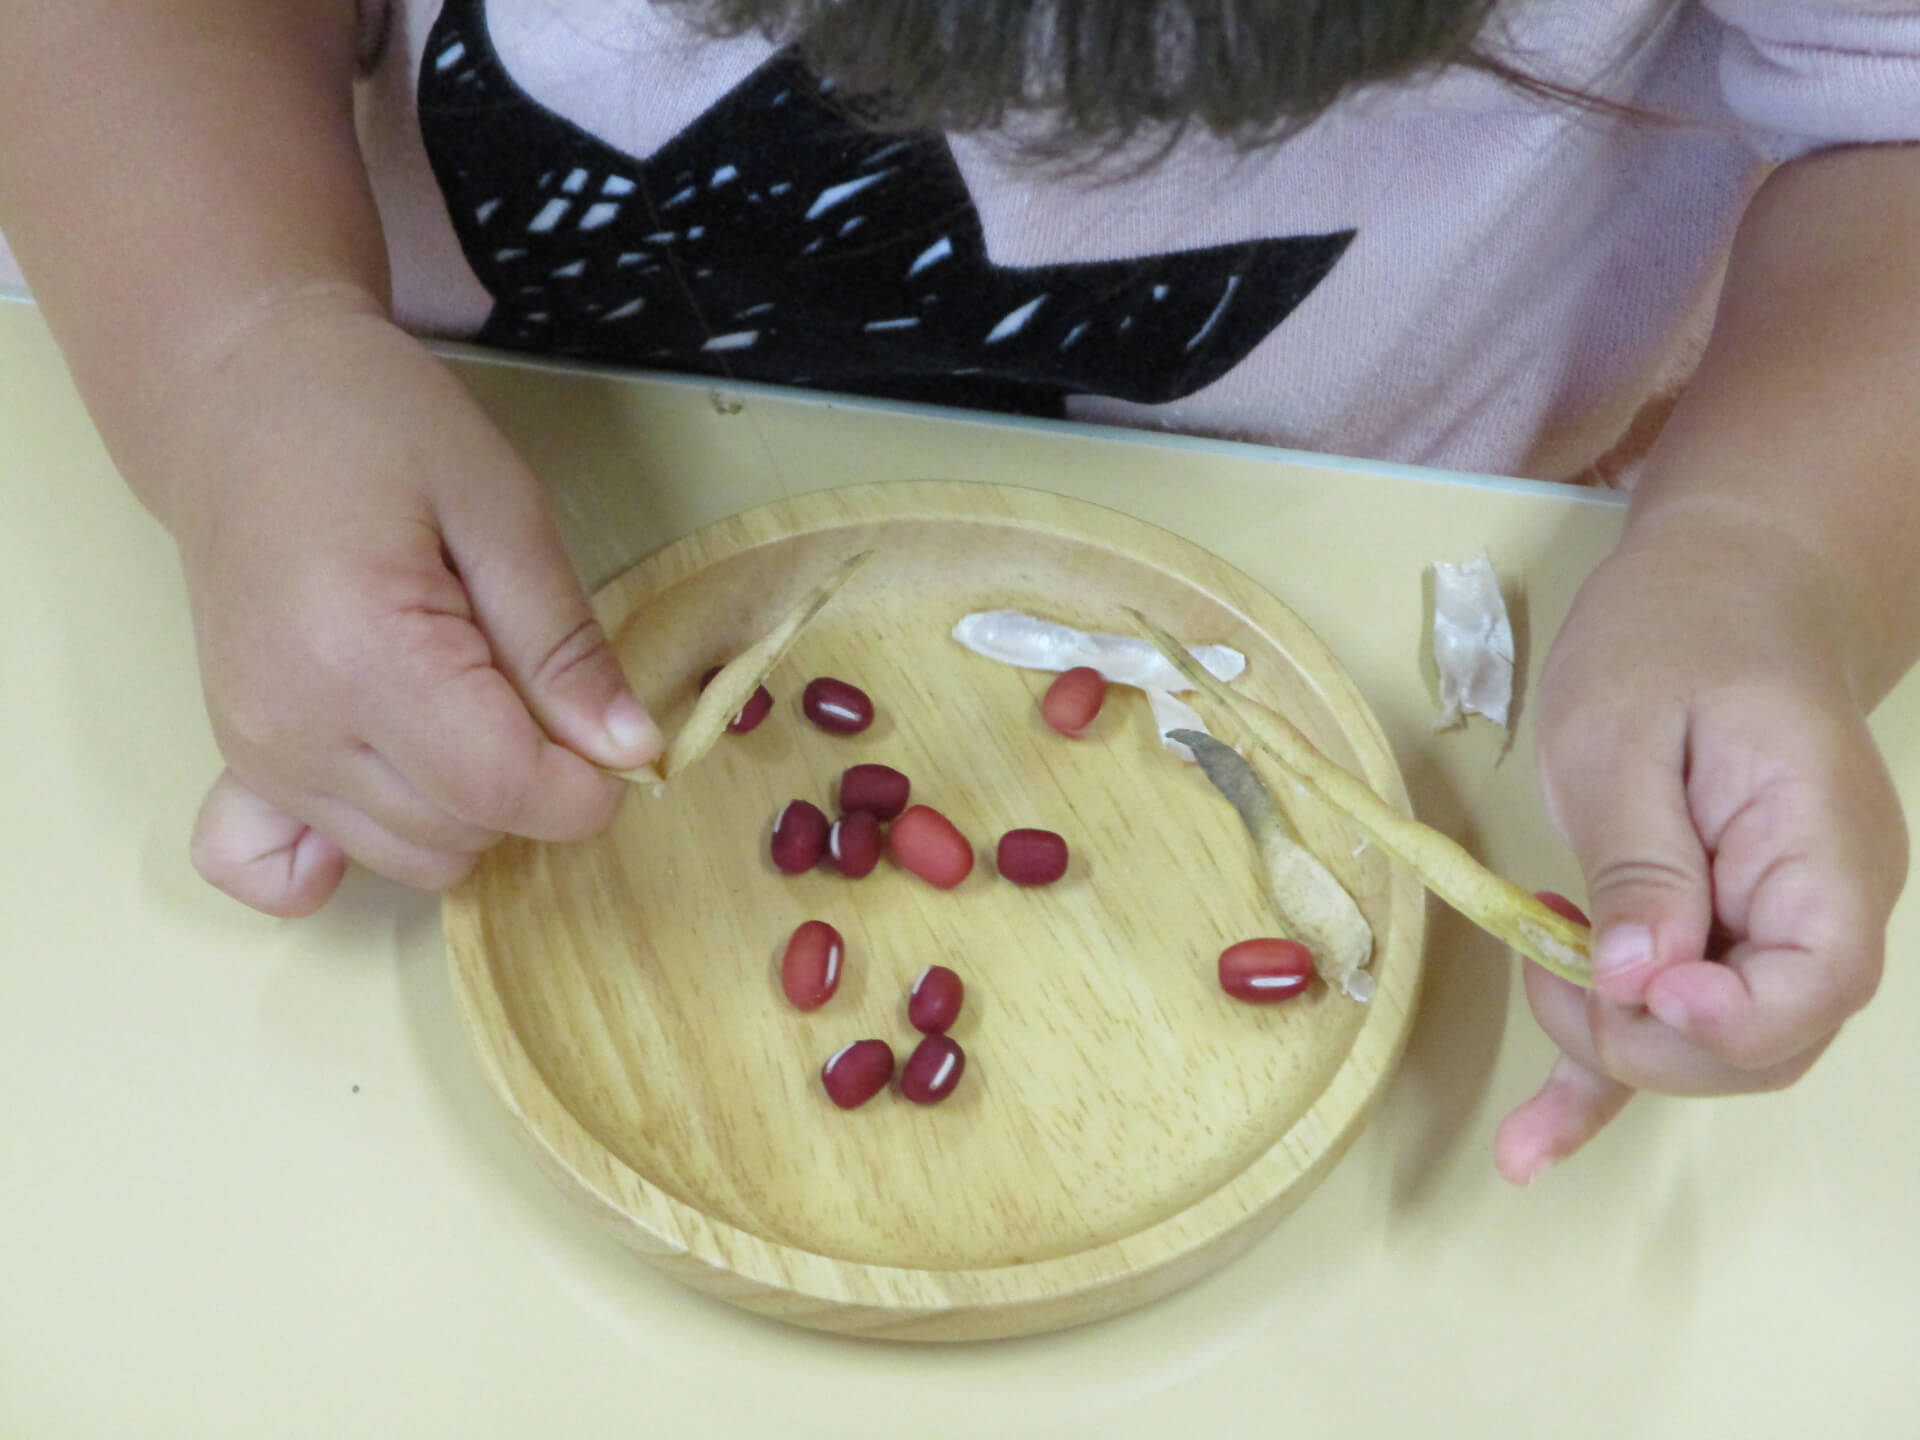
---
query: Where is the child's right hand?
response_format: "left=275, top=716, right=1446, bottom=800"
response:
left=156, top=302, right=662, bottom=915
left=0, top=3, right=653, bottom=915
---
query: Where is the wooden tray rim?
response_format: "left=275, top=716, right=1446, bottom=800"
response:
left=443, top=478, right=1427, bottom=1335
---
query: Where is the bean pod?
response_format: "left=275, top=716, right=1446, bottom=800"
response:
left=698, top=664, right=774, bottom=734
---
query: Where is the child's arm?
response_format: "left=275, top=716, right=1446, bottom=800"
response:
left=1499, top=142, right=1920, bottom=1182
left=0, top=2, right=387, bottom=454
left=0, top=1, right=662, bottom=914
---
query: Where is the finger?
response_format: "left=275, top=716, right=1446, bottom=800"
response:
left=1646, top=786, right=1891, bottom=1071
left=191, top=769, right=349, bottom=917
left=1495, top=1053, right=1635, bottom=1186
left=1519, top=960, right=1610, bottom=1074
left=299, top=790, right=481, bottom=893
left=1644, top=940, right=1877, bottom=1074
left=351, top=595, right=625, bottom=841
left=336, top=743, right=501, bottom=858
left=378, top=656, right=626, bottom=840
left=436, top=466, right=662, bottom=772
left=1527, top=955, right=1826, bottom=1095
left=1540, top=713, right=1714, bottom=1008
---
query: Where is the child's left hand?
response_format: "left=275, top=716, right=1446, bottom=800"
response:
left=1493, top=511, right=1909, bottom=1184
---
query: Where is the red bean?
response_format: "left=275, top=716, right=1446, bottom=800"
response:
left=821, top=1039, right=894, bottom=1109
left=1041, top=666, right=1107, bottom=737
left=828, top=809, right=883, bottom=878
left=908, top=965, right=964, bottom=1034
left=996, top=828, right=1068, bottom=886
left=698, top=664, right=774, bottom=734
left=770, top=800, right=829, bottom=874
left=838, top=763, right=911, bottom=820
left=1218, top=938, right=1315, bottom=1003
left=1533, top=891, right=1591, bottom=926
left=802, top=677, right=873, bottom=735
left=781, top=920, right=844, bottom=1010
left=888, top=805, right=974, bottom=889
left=900, top=1034, right=966, bottom=1104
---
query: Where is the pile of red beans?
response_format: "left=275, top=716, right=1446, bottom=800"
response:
left=703, top=657, right=1323, bottom=1112
left=712, top=668, right=1073, bottom=1108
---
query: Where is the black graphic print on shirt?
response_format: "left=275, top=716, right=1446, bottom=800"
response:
left=418, top=0, right=1355, bottom=416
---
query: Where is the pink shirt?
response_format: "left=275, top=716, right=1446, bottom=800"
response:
left=6, top=0, right=1917, bottom=482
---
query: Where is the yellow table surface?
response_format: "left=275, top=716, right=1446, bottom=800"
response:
left=4, top=295, right=1918, bottom=1437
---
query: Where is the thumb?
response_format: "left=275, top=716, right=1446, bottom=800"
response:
left=1544, top=741, right=1715, bottom=1009
left=442, top=486, right=662, bottom=773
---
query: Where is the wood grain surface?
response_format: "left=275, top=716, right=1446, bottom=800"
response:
left=442, top=480, right=1426, bottom=1340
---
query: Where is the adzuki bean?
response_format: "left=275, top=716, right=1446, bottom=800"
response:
left=698, top=665, right=774, bottom=734
left=1041, top=666, right=1106, bottom=737
left=1218, top=938, right=1315, bottom=1003
left=1533, top=891, right=1591, bottom=926
left=996, top=828, right=1069, bottom=886
left=888, top=805, right=974, bottom=889
left=900, top=1034, right=966, bottom=1104
left=907, top=965, right=964, bottom=1034
left=802, top=677, right=873, bottom=735
left=781, top=920, right=844, bottom=1010
left=838, top=763, right=911, bottom=820
left=828, top=809, right=883, bottom=878
left=770, top=800, right=829, bottom=874
left=821, top=1039, right=894, bottom=1108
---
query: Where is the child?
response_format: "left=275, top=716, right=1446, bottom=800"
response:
left=2, top=0, right=1915, bottom=1184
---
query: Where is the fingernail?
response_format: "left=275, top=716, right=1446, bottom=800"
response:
left=604, top=693, right=662, bottom=757
left=1593, top=924, right=1653, bottom=986
left=1521, top=1155, right=1556, bottom=1187
left=1647, top=989, right=1689, bottom=1033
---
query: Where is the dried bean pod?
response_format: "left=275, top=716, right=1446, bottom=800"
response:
left=1136, top=610, right=1593, bottom=987
left=699, top=665, right=773, bottom=734
left=1174, top=730, right=1373, bottom=1001
left=657, top=550, right=870, bottom=780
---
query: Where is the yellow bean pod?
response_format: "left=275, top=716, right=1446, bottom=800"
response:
left=1130, top=609, right=1593, bottom=987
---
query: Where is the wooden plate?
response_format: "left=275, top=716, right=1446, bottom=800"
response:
left=443, top=480, right=1425, bottom=1340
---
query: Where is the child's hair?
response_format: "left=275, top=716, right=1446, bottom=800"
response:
left=666, top=0, right=1582, bottom=151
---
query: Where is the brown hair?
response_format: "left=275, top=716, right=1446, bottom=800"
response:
left=664, top=0, right=1604, bottom=152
